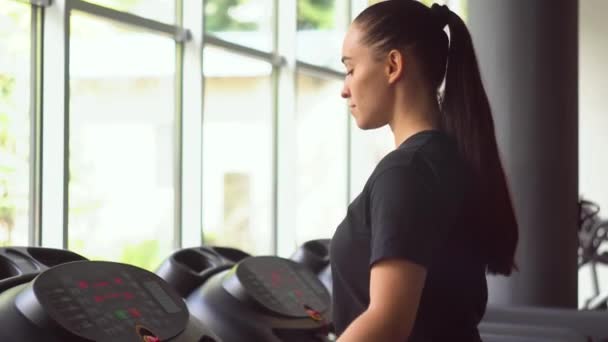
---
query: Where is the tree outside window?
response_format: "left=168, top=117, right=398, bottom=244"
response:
left=0, top=3, right=30, bottom=247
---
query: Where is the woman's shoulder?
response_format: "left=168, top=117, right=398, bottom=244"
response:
left=366, top=149, right=430, bottom=194
left=368, top=131, right=465, bottom=191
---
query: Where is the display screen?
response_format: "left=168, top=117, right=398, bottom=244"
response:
left=235, top=257, right=329, bottom=318
left=33, top=261, right=188, bottom=342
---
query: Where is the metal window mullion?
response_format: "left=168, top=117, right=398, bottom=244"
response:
left=270, top=0, right=279, bottom=255
left=14, top=0, right=52, bottom=7
left=40, top=0, right=67, bottom=248
left=62, top=2, right=71, bottom=249
left=294, top=61, right=345, bottom=80
left=67, top=0, right=190, bottom=42
left=271, top=67, right=279, bottom=255
left=174, top=0, right=185, bottom=250
left=181, top=0, right=204, bottom=248
left=275, top=0, right=297, bottom=258
left=31, top=0, right=52, bottom=6
left=29, top=3, right=44, bottom=246
left=203, top=34, right=285, bottom=67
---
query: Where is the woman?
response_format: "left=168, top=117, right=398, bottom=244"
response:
left=330, top=1, right=518, bottom=341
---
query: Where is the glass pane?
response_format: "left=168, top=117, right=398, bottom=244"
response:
left=295, top=73, right=347, bottom=245
left=0, top=3, right=31, bottom=247
left=349, top=123, right=393, bottom=201
left=297, top=0, right=348, bottom=70
left=85, top=0, right=175, bottom=24
left=204, top=0, right=273, bottom=52
left=202, top=46, right=273, bottom=255
left=69, top=12, right=176, bottom=271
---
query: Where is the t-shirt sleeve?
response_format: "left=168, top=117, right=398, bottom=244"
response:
left=369, top=165, right=448, bottom=269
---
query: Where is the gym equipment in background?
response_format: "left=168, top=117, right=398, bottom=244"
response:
left=578, top=198, right=608, bottom=309
left=289, top=239, right=332, bottom=296
left=0, top=246, right=86, bottom=293
left=156, top=245, right=332, bottom=342
left=0, top=247, right=220, bottom=342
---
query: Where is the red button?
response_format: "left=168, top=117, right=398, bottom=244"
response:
left=128, top=308, right=141, bottom=318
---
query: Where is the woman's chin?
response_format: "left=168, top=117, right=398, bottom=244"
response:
left=352, top=110, right=383, bottom=130
left=355, top=118, right=383, bottom=130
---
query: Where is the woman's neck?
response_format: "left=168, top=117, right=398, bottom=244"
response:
left=389, top=94, right=441, bottom=148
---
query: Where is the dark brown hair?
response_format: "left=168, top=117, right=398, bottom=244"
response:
left=354, top=0, right=518, bottom=275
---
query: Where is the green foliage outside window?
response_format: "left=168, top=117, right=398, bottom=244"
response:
left=204, top=0, right=336, bottom=32
left=205, top=0, right=258, bottom=32
left=69, top=238, right=163, bottom=271
left=119, top=239, right=163, bottom=271
left=0, top=3, right=25, bottom=246
left=297, top=0, right=335, bottom=30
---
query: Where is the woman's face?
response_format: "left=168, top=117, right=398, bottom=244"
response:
left=341, top=24, right=393, bottom=130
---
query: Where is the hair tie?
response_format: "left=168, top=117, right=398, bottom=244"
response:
left=431, top=3, right=451, bottom=29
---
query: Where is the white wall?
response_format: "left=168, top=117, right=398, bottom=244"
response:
left=578, top=0, right=608, bottom=307
left=580, top=0, right=608, bottom=215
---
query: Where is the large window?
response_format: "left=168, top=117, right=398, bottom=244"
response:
left=202, top=46, right=274, bottom=255
left=68, top=12, right=177, bottom=270
left=0, top=0, right=485, bottom=280
left=0, top=2, right=31, bottom=247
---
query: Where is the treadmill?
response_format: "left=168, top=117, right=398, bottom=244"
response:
left=156, top=244, right=333, bottom=342
left=0, top=247, right=220, bottom=342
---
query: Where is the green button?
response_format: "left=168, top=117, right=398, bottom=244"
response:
left=115, top=310, right=128, bottom=320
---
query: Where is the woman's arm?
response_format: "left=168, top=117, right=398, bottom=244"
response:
left=337, top=258, right=427, bottom=342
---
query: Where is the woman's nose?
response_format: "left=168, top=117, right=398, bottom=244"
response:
left=341, top=84, right=350, bottom=99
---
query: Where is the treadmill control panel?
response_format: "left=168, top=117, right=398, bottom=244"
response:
left=32, top=261, right=189, bottom=341
left=232, top=257, right=330, bottom=318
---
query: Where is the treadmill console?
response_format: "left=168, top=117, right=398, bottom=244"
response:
left=21, top=261, right=188, bottom=341
left=225, top=256, right=329, bottom=318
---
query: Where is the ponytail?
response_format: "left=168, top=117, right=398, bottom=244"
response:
left=439, top=5, right=518, bottom=275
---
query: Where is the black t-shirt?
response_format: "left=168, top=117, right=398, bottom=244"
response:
left=330, top=130, right=487, bottom=341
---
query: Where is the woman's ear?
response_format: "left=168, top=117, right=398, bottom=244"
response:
left=386, top=49, right=404, bottom=84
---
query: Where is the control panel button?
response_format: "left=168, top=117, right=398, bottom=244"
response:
left=114, top=310, right=128, bottom=320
